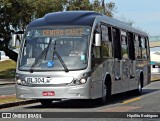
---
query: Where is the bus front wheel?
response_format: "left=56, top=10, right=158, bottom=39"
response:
left=97, top=81, right=111, bottom=105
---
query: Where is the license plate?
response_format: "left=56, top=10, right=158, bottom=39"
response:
left=25, top=77, right=74, bottom=84
left=42, top=91, right=55, bottom=96
left=25, top=77, right=51, bottom=84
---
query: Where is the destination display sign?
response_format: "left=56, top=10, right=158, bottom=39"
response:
left=26, top=27, right=90, bottom=37
left=43, top=28, right=83, bottom=36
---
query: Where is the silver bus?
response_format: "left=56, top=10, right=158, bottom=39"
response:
left=14, top=11, right=150, bottom=105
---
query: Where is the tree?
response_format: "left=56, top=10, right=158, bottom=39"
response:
left=32, top=0, right=65, bottom=18
left=67, top=0, right=92, bottom=10
left=92, top=0, right=103, bottom=13
left=105, top=2, right=115, bottom=17
left=0, top=0, right=37, bottom=60
left=67, top=0, right=116, bottom=17
left=0, top=0, right=115, bottom=61
left=0, top=0, right=64, bottom=61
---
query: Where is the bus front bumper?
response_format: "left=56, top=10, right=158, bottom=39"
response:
left=16, top=84, right=91, bottom=99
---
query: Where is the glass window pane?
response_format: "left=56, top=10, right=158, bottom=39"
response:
left=19, top=26, right=91, bottom=71
left=121, top=36, right=128, bottom=59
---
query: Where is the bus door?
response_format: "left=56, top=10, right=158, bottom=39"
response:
left=128, top=33, right=136, bottom=90
left=112, top=28, right=124, bottom=93
left=121, top=31, right=130, bottom=91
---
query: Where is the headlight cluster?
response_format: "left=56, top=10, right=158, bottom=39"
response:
left=72, top=78, right=87, bottom=85
left=16, top=79, right=29, bottom=86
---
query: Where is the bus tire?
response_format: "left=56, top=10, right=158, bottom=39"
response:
left=136, top=80, right=142, bottom=94
left=97, top=84, right=107, bottom=105
left=97, top=76, right=111, bottom=105
left=135, top=74, right=143, bottom=95
left=39, top=99, right=53, bottom=106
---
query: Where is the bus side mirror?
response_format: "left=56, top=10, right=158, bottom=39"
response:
left=95, top=33, right=101, bottom=46
left=11, top=34, right=17, bottom=47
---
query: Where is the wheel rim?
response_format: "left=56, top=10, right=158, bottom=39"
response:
left=103, top=84, right=107, bottom=96
left=138, top=81, right=142, bottom=92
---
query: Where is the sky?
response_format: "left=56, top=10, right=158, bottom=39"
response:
left=106, top=0, right=160, bottom=36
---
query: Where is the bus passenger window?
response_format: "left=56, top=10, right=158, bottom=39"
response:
left=134, top=35, right=142, bottom=59
left=121, top=36, right=128, bottom=59
left=128, top=32, right=135, bottom=60
left=145, top=38, right=150, bottom=58
left=112, top=28, right=121, bottom=59
left=101, top=25, right=112, bottom=58
left=141, top=37, right=147, bottom=59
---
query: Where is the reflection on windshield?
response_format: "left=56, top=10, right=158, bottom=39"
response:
left=19, top=26, right=90, bottom=71
left=29, top=39, right=69, bottom=73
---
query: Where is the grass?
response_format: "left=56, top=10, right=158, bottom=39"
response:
left=0, top=95, right=23, bottom=104
left=0, top=60, right=16, bottom=79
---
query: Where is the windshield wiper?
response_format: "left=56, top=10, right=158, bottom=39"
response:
left=29, top=39, right=69, bottom=73
left=52, top=40, right=69, bottom=72
left=29, top=39, right=51, bottom=73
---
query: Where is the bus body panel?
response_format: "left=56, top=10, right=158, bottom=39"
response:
left=15, top=70, right=92, bottom=99
left=90, top=58, right=114, bottom=98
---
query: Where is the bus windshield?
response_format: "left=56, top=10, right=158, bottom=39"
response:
left=19, top=26, right=91, bottom=71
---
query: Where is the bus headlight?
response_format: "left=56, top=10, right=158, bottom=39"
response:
left=80, top=78, right=86, bottom=84
left=16, top=79, right=27, bottom=86
left=72, top=78, right=87, bottom=85
left=17, top=79, right=22, bottom=84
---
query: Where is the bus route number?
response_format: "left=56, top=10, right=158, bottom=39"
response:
left=26, top=77, right=50, bottom=84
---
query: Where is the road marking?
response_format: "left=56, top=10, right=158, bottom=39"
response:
left=98, top=106, right=141, bottom=112
left=122, top=97, right=141, bottom=104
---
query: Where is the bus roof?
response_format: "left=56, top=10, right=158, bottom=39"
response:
left=100, top=15, right=148, bottom=36
left=28, top=11, right=102, bottom=27
left=28, top=11, right=148, bottom=36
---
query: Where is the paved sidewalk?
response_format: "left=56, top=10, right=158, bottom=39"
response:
left=0, top=78, right=15, bottom=85
left=151, top=73, right=160, bottom=81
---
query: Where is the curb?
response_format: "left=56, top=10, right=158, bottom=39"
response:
left=0, top=78, right=15, bottom=86
left=0, top=82, right=15, bottom=86
left=151, top=77, right=160, bottom=82
left=0, top=100, right=38, bottom=109
left=151, top=79, right=160, bottom=82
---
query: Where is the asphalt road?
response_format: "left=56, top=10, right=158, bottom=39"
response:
left=0, top=81, right=160, bottom=121
left=0, top=85, right=15, bottom=96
